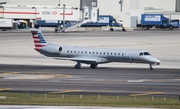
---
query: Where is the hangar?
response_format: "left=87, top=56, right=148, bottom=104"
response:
left=1, top=0, right=180, bottom=27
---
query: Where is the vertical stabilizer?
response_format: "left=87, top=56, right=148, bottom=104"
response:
left=30, top=30, right=47, bottom=50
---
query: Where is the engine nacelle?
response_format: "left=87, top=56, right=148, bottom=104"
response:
left=59, top=47, right=62, bottom=53
left=38, top=45, right=63, bottom=57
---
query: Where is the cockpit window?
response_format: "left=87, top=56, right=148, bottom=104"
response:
left=139, top=52, right=143, bottom=56
left=143, top=52, right=151, bottom=55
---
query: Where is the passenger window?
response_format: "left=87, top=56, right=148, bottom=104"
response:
left=67, top=51, right=69, bottom=53
left=114, top=53, right=116, bottom=55
left=93, top=52, right=94, bottom=54
left=74, top=51, right=76, bottom=53
left=118, top=53, right=120, bottom=55
left=81, top=51, right=83, bottom=53
left=104, top=52, right=105, bottom=55
left=96, top=52, right=98, bottom=54
left=71, top=51, right=72, bottom=53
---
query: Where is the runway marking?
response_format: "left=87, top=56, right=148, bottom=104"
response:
left=140, top=42, right=152, bottom=45
left=127, top=79, right=147, bottom=82
left=0, top=71, right=72, bottom=79
left=129, top=92, right=165, bottom=96
left=49, top=90, right=82, bottom=94
left=1, top=72, right=19, bottom=74
left=52, top=74, right=72, bottom=78
left=0, top=88, right=12, bottom=91
left=127, top=79, right=180, bottom=82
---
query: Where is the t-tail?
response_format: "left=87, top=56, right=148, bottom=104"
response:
left=30, top=30, right=48, bottom=51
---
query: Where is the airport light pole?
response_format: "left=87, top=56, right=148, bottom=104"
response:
left=63, top=4, right=65, bottom=29
left=74, top=7, right=78, bottom=23
left=119, top=0, right=124, bottom=12
left=58, top=0, right=60, bottom=6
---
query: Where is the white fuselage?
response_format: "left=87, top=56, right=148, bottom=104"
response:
left=38, top=45, right=161, bottom=65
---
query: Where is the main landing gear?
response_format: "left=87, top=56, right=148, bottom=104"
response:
left=74, top=62, right=98, bottom=69
left=90, top=64, right=98, bottom=69
left=74, top=62, right=81, bottom=69
left=149, top=64, right=153, bottom=70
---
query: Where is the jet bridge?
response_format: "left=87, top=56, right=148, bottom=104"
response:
left=58, top=19, right=90, bottom=32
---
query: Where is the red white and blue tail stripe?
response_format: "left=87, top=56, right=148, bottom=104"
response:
left=31, top=30, right=47, bottom=50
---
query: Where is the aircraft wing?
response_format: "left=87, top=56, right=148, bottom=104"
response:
left=53, top=56, right=108, bottom=64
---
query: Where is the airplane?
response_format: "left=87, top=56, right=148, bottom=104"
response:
left=30, top=29, right=161, bottom=70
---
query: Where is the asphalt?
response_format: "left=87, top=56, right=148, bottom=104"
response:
left=0, top=64, right=179, bottom=97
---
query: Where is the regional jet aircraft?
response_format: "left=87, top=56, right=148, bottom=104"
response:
left=30, top=29, right=161, bottom=70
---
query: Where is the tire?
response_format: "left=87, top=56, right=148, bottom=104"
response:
left=145, top=26, right=149, bottom=30
left=169, top=26, right=174, bottom=30
left=90, top=64, right=97, bottom=69
left=110, top=28, right=114, bottom=31
left=90, top=64, right=95, bottom=69
left=122, top=28, right=126, bottom=32
left=75, top=65, right=80, bottom=69
left=143, top=26, right=149, bottom=30
left=34, top=25, right=39, bottom=29
left=2, top=28, right=7, bottom=31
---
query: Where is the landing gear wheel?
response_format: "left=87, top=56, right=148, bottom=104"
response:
left=149, top=67, right=153, bottom=70
left=75, top=65, right=80, bottom=69
left=90, top=64, right=97, bottom=69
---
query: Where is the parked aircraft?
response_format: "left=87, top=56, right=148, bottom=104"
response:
left=30, top=29, right=161, bottom=70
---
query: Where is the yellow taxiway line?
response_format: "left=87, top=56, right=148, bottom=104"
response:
left=1, top=72, right=19, bottom=74
left=129, top=92, right=165, bottom=97
left=49, top=90, right=82, bottom=94
left=0, top=88, right=12, bottom=91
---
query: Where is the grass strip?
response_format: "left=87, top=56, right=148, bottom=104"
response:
left=0, top=93, right=179, bottom=108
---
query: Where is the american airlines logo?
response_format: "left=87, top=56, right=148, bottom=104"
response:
left=42, top=11, right=58, bottom=15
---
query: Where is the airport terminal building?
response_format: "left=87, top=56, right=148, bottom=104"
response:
left=2, top=0, right=180, bottom=27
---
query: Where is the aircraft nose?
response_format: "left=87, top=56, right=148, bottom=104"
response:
left=150, top=57, right=161, bottom=65
left=144, top=56, right=161, bottom=65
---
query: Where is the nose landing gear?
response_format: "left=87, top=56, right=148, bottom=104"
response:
left=149, top=64, right=153, bottom=70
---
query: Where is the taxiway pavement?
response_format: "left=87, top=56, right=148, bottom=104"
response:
left=0, top=64, right=180, bottom=97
